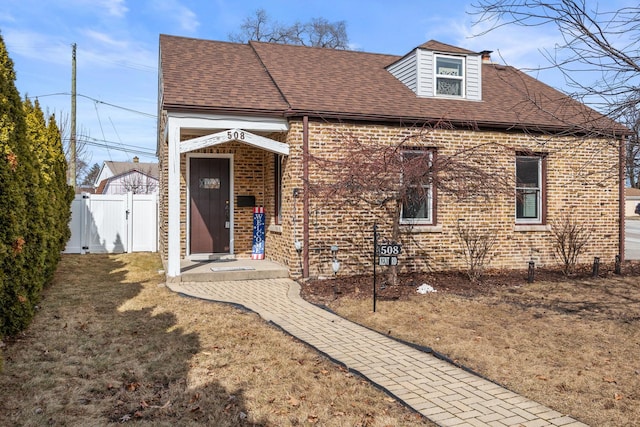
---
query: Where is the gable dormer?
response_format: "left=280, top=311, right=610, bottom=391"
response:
left=387, top=40, right=483, bottom=101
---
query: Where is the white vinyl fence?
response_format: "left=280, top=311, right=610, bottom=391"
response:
left=64, top=192, right=158, bottom=254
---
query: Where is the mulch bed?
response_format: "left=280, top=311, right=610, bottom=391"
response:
left=299, top=261, right=640, bottom=306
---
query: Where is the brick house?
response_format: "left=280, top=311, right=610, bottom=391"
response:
left=157, top=34, right=627, bottom=280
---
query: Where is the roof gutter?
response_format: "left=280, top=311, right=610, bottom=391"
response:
left=162, top=104, right=287, bottom=118
left=282, top=110, right=631, bottom=138
left=161, top=106, right=631, bottom=139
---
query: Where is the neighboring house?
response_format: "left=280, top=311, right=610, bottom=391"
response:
left=158, top=34, right=628, bottom=279
left=94, top=157, right=159, bottom=195
left=625, top=188, right=640, bottom=217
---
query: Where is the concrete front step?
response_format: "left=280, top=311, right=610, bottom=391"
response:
left=177, top=258, right=289, bottom=282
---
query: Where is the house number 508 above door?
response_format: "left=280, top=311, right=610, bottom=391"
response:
left=227, top=131, right=245, bottom=140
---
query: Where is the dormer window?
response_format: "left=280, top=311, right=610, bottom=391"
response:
left=435, top=55, right=464, bottom=97
left=386, top=40, right=482, bottom=101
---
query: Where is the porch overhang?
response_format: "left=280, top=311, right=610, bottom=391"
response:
left=180, top=128, right=289, bottom=156
left=166, top=114, right=289, bottom=279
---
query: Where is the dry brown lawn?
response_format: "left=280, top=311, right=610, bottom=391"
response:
left=324, top=274, right=640, bottom=427
left=0, top=253, right=431, bottom=426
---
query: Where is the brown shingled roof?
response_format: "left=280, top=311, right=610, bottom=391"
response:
left=625, top=187, right=640, bottom=197
left=159, top=35, right=289, bottom=114
left=159, top=34, right=627, bottom=136
left=418, top=40, right=477, bottom=55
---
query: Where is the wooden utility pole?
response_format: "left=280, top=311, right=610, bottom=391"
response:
left=69, top=43, right=77, bottom=189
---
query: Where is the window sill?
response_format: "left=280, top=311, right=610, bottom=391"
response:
left=268, top=224, right=282, bottom=233
left=400, top=224, right=443, bottom=233
left=514, top=224, right=550, bottom=232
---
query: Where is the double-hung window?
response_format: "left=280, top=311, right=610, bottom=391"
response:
left=435, top=55, right=464, bottom=97
left=400, top=149, right=434, bottom=224
left=515, top=154, right=545, bottom=224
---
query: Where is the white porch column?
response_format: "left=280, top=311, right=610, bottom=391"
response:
left=167, top=125, right=181, bottom=277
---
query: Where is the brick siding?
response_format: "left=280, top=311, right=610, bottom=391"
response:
left=159, top=117, right=620, bottom=278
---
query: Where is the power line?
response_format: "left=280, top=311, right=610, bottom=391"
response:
left=26, top=92, right=156, bottom=118
left=93, top=101, right=112, bottom=162
left=5, top=41, right=157, bottom=73
left=82, top=137, right=156, bottom=156
left=80, top=94, right=156, bottom=118
left=62, top=133, right=156, bottom=155
left=59, top=132, right=156, bottom=156
left=109, top=116, right=131, bottom=159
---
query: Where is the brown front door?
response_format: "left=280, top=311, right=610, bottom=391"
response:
left=189, top=157, right=230, bottom=254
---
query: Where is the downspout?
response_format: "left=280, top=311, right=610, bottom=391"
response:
left=619, top=136, right=626, bottom=262
left=303, top=116, right=310, bottom=278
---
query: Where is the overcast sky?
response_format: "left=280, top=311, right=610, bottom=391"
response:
left=0, top=0, right=622, bottom=166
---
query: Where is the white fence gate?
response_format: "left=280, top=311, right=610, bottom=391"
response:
left=64, top=192, right=158, bottom=254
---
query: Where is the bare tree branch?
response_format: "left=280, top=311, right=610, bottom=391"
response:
left=229, top=9, right=350, bottom=49
left=471, top=1, right=640, bottom=112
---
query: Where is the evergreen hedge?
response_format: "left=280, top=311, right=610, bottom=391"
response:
left=0, top=34, right=72, bottom=342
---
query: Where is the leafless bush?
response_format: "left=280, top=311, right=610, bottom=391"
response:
left=551, top=215, right=592, bottom=276
left=455, top=220, right=496, bottom=282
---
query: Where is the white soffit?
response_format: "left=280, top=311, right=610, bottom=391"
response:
left=167, top=113, right=289, bottom=134
left=179, top=128, right=289, bottom=155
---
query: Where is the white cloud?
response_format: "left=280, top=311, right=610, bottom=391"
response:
left=81, top=29, right=129, bottom=49
left=3, top=28, right=70, bottom=66
left=56, top=0, right=128, bottom=18
left=453, top=19, right=562, bottom=71
left=176, top=7, right=199, bottom=33
left=76, top=36, right=157, bottom=73
left=96, top=0, right=129, bottom=18
left=152, top=0, right=200, bottom=33
left=0, top=11, right=16, bottom=23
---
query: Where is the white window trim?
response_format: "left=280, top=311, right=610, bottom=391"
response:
left=515, top=155, right=543, bottom=225
left=400, top=149, right=434, bottom=225
left=434, top=54, right=465, bottom=98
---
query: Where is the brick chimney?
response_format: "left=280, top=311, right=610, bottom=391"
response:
left=133, top=156, right=139, bottom=163
left=480, top=50, right=493, bottom=64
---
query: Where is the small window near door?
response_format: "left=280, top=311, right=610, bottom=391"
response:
left=275, top=154, right=284, bottom=224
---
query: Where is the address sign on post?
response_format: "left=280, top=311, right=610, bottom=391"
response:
left=377, top=244, right=401, bottom=266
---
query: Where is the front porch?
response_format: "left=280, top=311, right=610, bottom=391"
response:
left=163, top=113, right=291, bottom=279
left=171, top=257, right=289, bottom=283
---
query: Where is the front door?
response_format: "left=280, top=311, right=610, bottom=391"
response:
left=189, top=157, right=230, bottom=254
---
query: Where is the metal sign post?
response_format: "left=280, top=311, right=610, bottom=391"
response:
left=373, top=223, right=378, bottom=313
left=372, top=223, right=401, bottom=313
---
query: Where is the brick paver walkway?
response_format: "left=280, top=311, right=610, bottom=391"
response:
left=167, top=278, right=588, bottom=427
